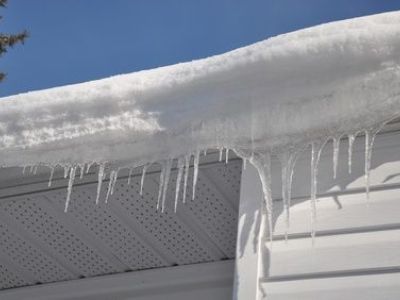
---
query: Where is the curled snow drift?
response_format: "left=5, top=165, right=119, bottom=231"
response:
left=0, top=11, right=400, bottom=167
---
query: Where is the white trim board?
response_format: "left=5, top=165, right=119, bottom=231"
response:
left=0, top=260, right=234, bottom=300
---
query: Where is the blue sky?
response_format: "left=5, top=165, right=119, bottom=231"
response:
left=0, top=0, right=399, bottom=97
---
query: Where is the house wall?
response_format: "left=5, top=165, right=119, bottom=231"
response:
left=261, top=130, right=400, bottom=299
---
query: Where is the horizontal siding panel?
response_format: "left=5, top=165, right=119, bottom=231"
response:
left=271, top=131, right=400, bottom=200
left=262, top=272, right=400, bottom=300
left=262, top=131, right=400, bottom=299
left=273, top=188, right=400, bottom=236
left=268, top=229, right=400, bottom=277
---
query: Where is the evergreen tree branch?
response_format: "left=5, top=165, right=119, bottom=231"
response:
left=0, top=1, right=28, bottom=82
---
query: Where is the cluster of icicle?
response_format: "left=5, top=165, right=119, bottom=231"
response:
left=22, top=150, right=209, bottom=213
left=21, top=120, right=387, bottom=243
left=244, top=121, right=385, bottom=244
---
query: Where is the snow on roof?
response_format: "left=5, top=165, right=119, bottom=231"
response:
left=0, top=11, right=399, bottom=167
left=0, top=11, right=399, bottom=217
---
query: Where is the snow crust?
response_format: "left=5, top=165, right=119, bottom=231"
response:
left=1, top=12, right=400, bottom=230
left=0, top=11, right=399, bottom=167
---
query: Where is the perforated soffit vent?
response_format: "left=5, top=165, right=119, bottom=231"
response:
left=0, top=151, right=242, bottom=291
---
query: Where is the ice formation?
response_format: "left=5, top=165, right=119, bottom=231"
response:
left=139, top=164, right=148, bottom=196
left=174, top=157, right=184, bottom=212
left=1, top=12, right=400, bottom=240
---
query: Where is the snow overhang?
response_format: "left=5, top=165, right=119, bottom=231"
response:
left=0, top=11, right=399, bottom=168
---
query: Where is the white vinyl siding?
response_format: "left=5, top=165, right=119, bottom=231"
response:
left=264, top=130, right=400, bottom=299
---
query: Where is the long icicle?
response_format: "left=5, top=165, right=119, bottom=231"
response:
left=364, top=128, right=380, bottom=203
left=280, top=153, right=289, bottom=242
left=249, top=151, right=273, bottom=243
left=174, top=158, right=184, bottom=212
left=48, top=166, right=55, bottom=187
left=157, top=163, right=166, bottom=211
left=365, top=130, right=371, bottom=202
left=219, top=147, right=224, bottom=162
left=364, top=123, right=386, bottom=202
left=110, top=169, right=119, bottom=195
left=22, top=165, right=27, bottom=175
left=63, top=165, right=70, bottom=178
left=105, top=172, right=114, bottom=204
left=192, top=150, right=200, bottom=200
left=95, top=164, right=105, bottom=205
left=310, top=142, right=323, bottom=244
left=332, top=137, right=340, bottom=179
left=287, top=152, right=297, bottom=211
left=249, top=150, right=272, bottom=300
left=86, top=162, right=93, bottom=174
left=140, top=164, right=148, bottom=196
left=105, top=170, right=118, bottom=203
left=64, top=166, right=76, bottom=212
left=182, top=154, right=191, bottom=203
left=225, top=148, right=229, bottom=164
left=127, top=168, right=133, bottom=185
left=348, top=134, right=355, bottom=173
left=161, top=160, right=173, bottom=213
left=279, top=150, right=297, bottom=242
left=79, top=164, right=85, bottom=179
left=286, top=152, right=297, bottom=239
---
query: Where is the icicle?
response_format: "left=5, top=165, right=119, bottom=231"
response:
left=105, top=176, right=112, bottom=204
left=95, top=164, right=105, bottom=205
left=22, top=165, right=27, bottom=175
left=79, top=164, right=85, bottom=179
left=243, top=158, right=247, bottom=170
left=248, top=150, right=272, bottom=300
left=310, top=142, right=323, bottom=243
left=280, top=154, right=289, bottom=242
left=127, top=168, right=133, bottom=185
left=64, top=166, right=76, bottom=212
left=225, top=148, right=229, bottom=164
left=48, top=167, right=55, bottom=187
left=364, top=130, right=378, bottom=202
left=287, top=156, right=296, bottom=217
left=63, top=166, right=70, bottom=178
left=192, top=151, right=200, bottom=200
left=249, top=151, right=273, bottom=243
left=278, top=150, right=298, bottom=243
left=86, top=162, right=93, bottom=174
left=182, top=155, right=191, bottom=203
left=33, top=165, right=38, bottom=175
left=161, top=160, right=172, bottom=213
left=110, top=169, right=119, bottom=195
left=157, top=163, right=166, bottom=211
left=218, top=147, right=224, bottom=162
left=332, top=137, right=340, bottom=179
left=174, top=158, right=184, bottom=213
left=364, top=124, right=385, bottom=202
left=105, top=170, right=118, bottom=203
left=203, top=149, right=207, bottom=156
left=365, top=131, right=371, bottom=202
left=348, top=134, right=355, bottom=173
left=140, top=164, right=148, bottom=196
left=29, top=165, right=34, bottom=174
